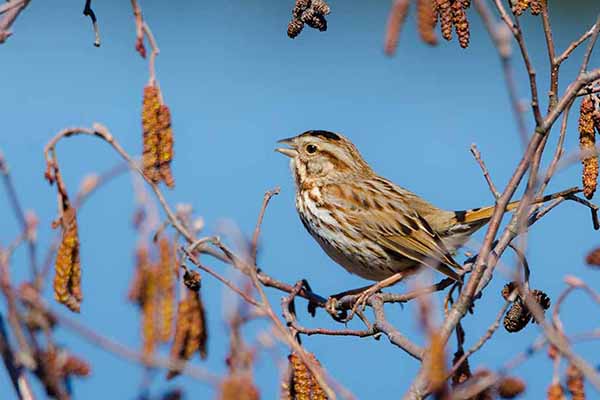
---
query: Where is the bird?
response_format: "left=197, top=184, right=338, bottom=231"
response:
left=275, top=130, right=571, bottom=287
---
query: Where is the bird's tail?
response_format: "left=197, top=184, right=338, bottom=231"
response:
left=451, top=187, right=580, bottom=227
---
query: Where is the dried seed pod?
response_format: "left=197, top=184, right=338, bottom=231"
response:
left=451, top=349, right=471, bottom=386
left=128, top=246, right=151, bottom=305
left=158, top=237, right=176, bottom=342
left=436, top=0, right=453, bottom=41
left=167, top=297, right=191, bottom=379
left=586, top=247, right=600, bottom=266
left=512, top=0, right=531, bottom=16
left=167, top=273, right=208, bottom=379
left=142, top=265, right=158, bottom=359
left=142, top=85, right=161, bottom=183
left=157, top=105, right=175, bottom=188
left=218, top=374, right=260, bottom=400
left=547, top=344, right=559, bottom=360
left=185, top=289, right=208, bottom=359
left=547, top=383, right=566, bottom=400
left=566, top=364, right=585, bottom=400
left=288, top=19, right=305, bottom=38
left=417, top=0, right=438, bottom=45
left=501, top=281, right=518, bottom=300
left=53, top=206, right=82, bottom=313
left=302, top=8, right=327, bottom=31
left=311, top=0, right=331, bottom=15
left=497, top=376, right=526, bottom=398
left=468, top=370, right=494, bottom=400
left=287, top=0, right=329, bottom=38
left=428, top=332, right=448, bottom=396
left=451, top=0, right=469, bottom=48
left=288, top=352, right=328, bottom=400
left=62, top=353, right=92, bottom=377
left=35, top=349, right=64, bottom=397
left=503, top=285, right=550, bottom=332
left=183, top=269, right=202, bottom=291
left=460, top=0, right=471, bottom=8
left=292, top=0, right=311, bottom=19
left=504, top=299, right=531, bottom=332
left=579, top=96, right=597, bottom=199
left=384, top=0, right=411, bottom=56
left=529, top=0, right=543, bottom=15
left=531, top=289, right=551, bottom=312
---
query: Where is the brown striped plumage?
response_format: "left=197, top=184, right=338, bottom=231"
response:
left=276, top=130, right=559, bottom=282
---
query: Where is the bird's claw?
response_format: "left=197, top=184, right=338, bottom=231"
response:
left=347, top=286, right=379, bottom=321
left=325, top=297, right=348, bottom=322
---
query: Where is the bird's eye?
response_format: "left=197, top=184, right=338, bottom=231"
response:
left=306, top=144, right=318, bottom=154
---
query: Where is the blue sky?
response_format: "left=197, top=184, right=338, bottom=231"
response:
left=1, top=1, right=599, bottom=399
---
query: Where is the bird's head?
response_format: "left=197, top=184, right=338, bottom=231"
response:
left=275, top=130, right=371, bottom=185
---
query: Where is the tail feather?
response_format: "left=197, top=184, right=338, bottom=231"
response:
left=451, top=187, right=580, bottom=226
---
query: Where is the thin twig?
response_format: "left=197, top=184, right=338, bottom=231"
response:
left=578, top=14, right=600, bottom=76
left=0, top=313, right=34, bottom=400
left=447, top=300, right=511, bottom=381
left=0, top=0, right=30, bottom=44
left=0, top=152, right=37, bottom=278
left=83, top=0, right=101, bottom=47
left=557, top=21, right=598, bottom=63
left=251, top=187, right=280, bottom=264
left=470, top=144, right=500, bottom=198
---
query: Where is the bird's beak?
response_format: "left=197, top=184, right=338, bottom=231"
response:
left=275, top=137, right=298, bottom=158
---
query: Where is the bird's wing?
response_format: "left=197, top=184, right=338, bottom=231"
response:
left=323, top=181, right=463, bottom=281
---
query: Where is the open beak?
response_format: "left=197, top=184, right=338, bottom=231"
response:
left=275, top=137, right=298, bottom=158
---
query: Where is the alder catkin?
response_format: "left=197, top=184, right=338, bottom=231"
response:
left=497, top=376, right=526, bottom=398
left=62, top=353, right=92, bottom=377
left=142, top=85, right=175, bottom=187
left=451, top=349, right=471, bottom=386
left=566, top=364, right=585, bottom=400
left=586, top=247, right=600, bottom=267
left=157, top=105, right=175, bottom=188
left=547, top=383, right=566, bottom=400
left=579, top=96, right=597, bottom=199
left=218, top=375, right=260, bottom=400
left=417, top=0, right=438, bottom=46
left=158, top=237, right=176, bottom=342
left=288, top=19, right=305, bottom=38
left=53, top=205, right=82, bottom=313
left=529, top=0, right=544, bottom=15
left=384, top=0, right=411, bottom=56
left=288, top=352, right=328, bottom=400
left=451, top=0, right=470, bottom=48
left=142, top=85, right=161, bottom=183
left=428, top=332, right=449, bottom=396
left=504, top=299, right=531, bottom=332
left=141, top=265, right=158, bottom=359
left=311, top=0, right=330, bottom=15
left=128, top=246, right=150, bottom=306
left=167, top=270, right=208, bottom=379
left=512, top=0, right=531, bottom=16
left=436, top=0, right=453, bottom=41
left=502, top=284, right=550, bottom=332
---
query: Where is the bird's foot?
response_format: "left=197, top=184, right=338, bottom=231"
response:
left=325, top=297, right=348, bottom=322
left=348, top=272, right=406, bottom=321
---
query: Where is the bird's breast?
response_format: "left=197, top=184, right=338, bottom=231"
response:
left=295, top=188, right=401, bottom=280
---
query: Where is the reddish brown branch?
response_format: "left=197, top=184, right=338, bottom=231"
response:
left=0, top=152, right=37, bottom=278
left=251, top=187, right=280, bottom=264
left=0, top=0, right=30, bottom=44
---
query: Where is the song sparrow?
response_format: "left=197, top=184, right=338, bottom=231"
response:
left=276, top=130, right=565, bottom=283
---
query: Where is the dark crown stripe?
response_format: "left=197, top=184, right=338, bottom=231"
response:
left=303, top=130, right=341, bottom=141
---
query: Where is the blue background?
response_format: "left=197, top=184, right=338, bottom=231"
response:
left=1, top=1, right=599, bottom=398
